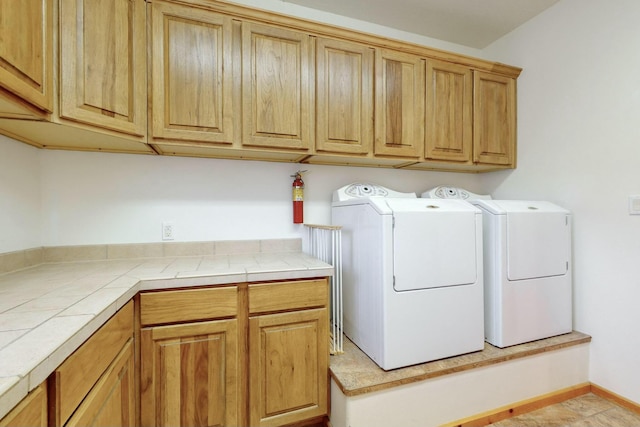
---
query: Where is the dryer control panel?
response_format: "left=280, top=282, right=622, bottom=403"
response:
left=333, top=183, right=416, bottom=202
left=422, top=186, right=491, bottom=200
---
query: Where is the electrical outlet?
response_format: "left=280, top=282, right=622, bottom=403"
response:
left=162, top=222, right=175, bottom=240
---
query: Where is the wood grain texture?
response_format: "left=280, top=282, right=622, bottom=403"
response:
left=140, top=286, right=237, bottom=326
left=249, top=279, right=328, bottom=314
left=0, top=0, right=53, bottom=112
left=316, top=37, right=373, bottom=154
left=149, top=0, right=236, bottom=144
left=425, top=59, right=473, bottom=163
left=249, top=308, right=328, bottom=427
left=242, top=22, right=311, bottom=150
left=0, top=383, right=47, bottom=427
left=65, top=339, right=135, bottom=427
left=59, top=0, right=146, bottom=136
left=51, top=301, right=134, bottom=427
left=140, top=319, right=239, bottom=427
left=374, top=49, right=424, bottom=158
left=473, top=71, right=516, bottom=166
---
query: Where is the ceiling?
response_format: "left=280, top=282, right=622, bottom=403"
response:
left=281, top=0, right=560, bottom=49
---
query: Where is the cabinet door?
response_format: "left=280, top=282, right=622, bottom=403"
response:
left=473, top=71, right=516, bottom=166
left=0, top=383, right=47, bottom=427
left=65, top=340, right=135, bottom=427
left=242, top=22, right=311, bottom=150
left=0, top=0, right=53, bottom=112
left=140, top=319, right=238, bottom=427
left=249, top=308, right=328, bottom=427
left=425, top=60, right=473, bottom=162
left=150, top=0, right=236, bottom=144
left=59, top=0, right=146, bottom=136
left=316, top=38, right=373, bottom=154
left=374, top=49, right=423, bottom=158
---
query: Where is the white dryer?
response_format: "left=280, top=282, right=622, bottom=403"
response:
left=423, top=186, right=573, bottom=348
left=332, top=183, right=484, bottom=370
left=473, top=199, right=572, bottom=347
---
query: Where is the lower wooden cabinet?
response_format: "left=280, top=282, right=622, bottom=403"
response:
left=139, top=278, right=329, bottom=427
left=65, top=340, right=135, bottom=427
left=140, top=319, right=239, bottom=427
left=49, top=301, right=135, bottom=427
left=0, top=383, right=47, bottom=427
left=249, top=309, right=328, bottom=427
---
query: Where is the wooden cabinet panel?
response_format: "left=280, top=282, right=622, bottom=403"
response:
left=140, top=286, right=238, bottom=326
left=51, top=301, right=134, bottom=427
left=316, top=38, right=374, bottom=154
left=249, top=279, right=328, bottom=314
left=425, top=60, right=473, bottom=162
left=249, top=308, right=328, bottom=427
left=374, top=49, right=424, bottom=158
left=140, top=319, right=239, bottom=427
left=0, top=0, right=53, bottom=112
left=0, top=383, right=47, bottom=427
left=473, top=71, right=516, bottom=166
left=242, top=22, right=312, bottom=150
left=65, top=340, right=135, bottom=427
left=150, top=0, right=236, bottom=144
left=59, top=0, right=146, bottom=136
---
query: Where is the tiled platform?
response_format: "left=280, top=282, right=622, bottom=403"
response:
left=330, top=331, right=591, bottom=397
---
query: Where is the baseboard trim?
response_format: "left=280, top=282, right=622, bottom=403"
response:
left=591, top=383, right=640, bottom=416
left=442, top=383, right=593, bottom=427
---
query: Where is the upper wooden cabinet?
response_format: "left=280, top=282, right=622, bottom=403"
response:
left=316, top=37, right=374, bottom=155
left=242, top=22, right=312, bottom=151
left=0, top=0, right=53, bottom=113
left=149, top=0, right=236, bottom=145
left=473, top=71, right=517, bottom=166
left=425, top=59, right=473, bottom=163
left=59, top=0, right=146, bottom=137
left=374, top=49, right=424, bottom=159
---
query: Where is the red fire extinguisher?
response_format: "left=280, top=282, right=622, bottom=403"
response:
left=291, top=171, right=305, bottom=224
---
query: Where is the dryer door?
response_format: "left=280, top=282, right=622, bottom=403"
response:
left=506, top=210, right=570, bottom=281
left=390, top=201, right=478, bottom=291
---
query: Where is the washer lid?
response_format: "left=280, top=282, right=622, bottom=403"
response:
left=387, top=199, right=479, bottom=291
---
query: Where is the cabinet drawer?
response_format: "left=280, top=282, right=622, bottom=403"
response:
left=140, top=286, right=237, bottom=326
left=51, top=301, right=133, bottom=427
left=249, top=279, right=328, bottom=314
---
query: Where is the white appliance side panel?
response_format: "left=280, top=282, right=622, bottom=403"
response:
left=506, top=212, right=571, bottom=281
left=332, top=203, right=389, bottom=365
left=392, top=211, right=478, bottom=291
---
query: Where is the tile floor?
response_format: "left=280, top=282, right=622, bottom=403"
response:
left=490, top=393, right=640, bottom=426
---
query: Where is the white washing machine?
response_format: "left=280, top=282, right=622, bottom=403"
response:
left=423, top=186, right=573, bottom=348
left=331, top=183, right=484, bottom=370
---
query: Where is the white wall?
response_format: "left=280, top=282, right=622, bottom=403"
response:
left=38, top=149, right=483, bottom=246
left=0, top=136, right=41, bottom=253
left=482, top=0, right=640, bottom=404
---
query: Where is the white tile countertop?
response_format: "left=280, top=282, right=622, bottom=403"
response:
left=0, top=243, right=333, bottom=419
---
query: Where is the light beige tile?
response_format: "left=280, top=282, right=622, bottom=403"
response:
left=107, top=243, right=164, bottom=260
left=0, top=376, right=28, bottom=421
left=0, top=309, right=61, bottom=331
left=215, top=240, right=260, bottom=255
left=163, top=242, right=215, bottom=257
left=260, top=238, right=302, bottom=253
left=0, top=314, right=92, bottom=379
left=58, top=288, right=129, bottom=316
left=0, top=330, right=28, bottom=349
left=44, top=245, right=108, bottom=262
left=8, top=295, right=84, bottom=313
